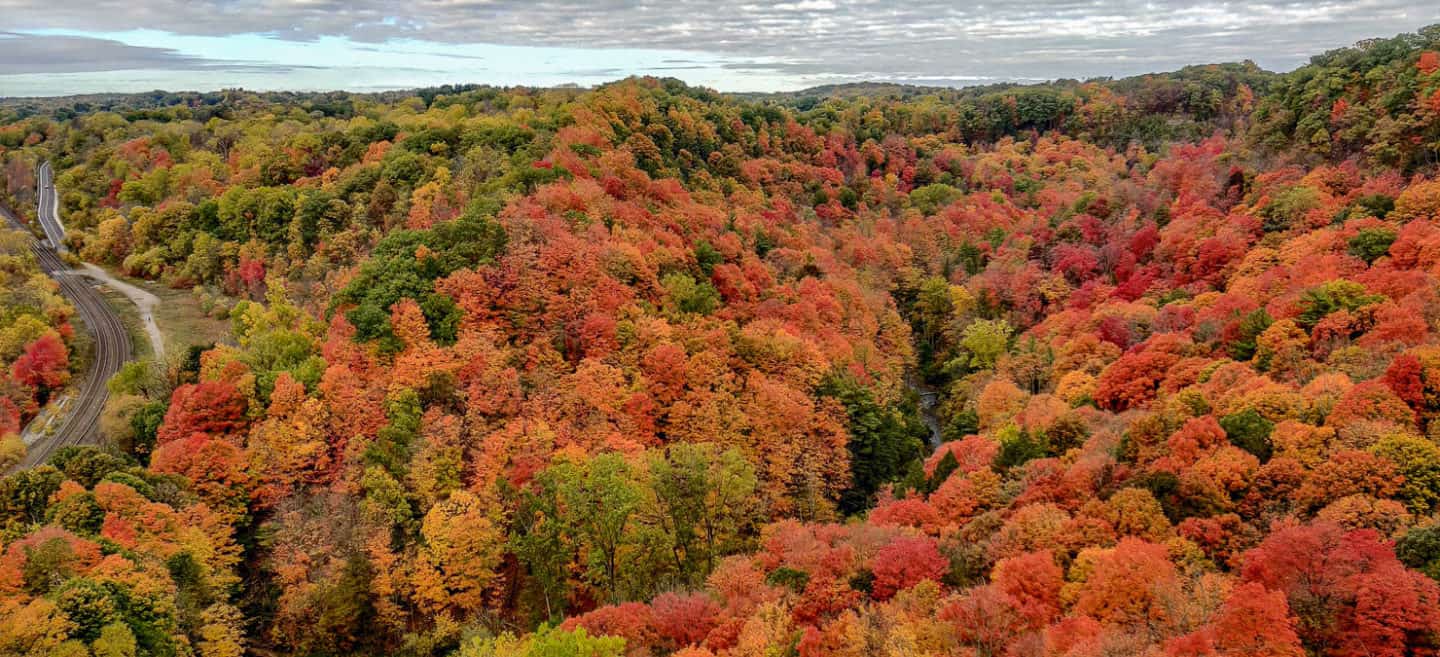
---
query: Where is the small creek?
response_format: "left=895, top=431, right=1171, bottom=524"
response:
left=906, top=371, right=944, bottom=451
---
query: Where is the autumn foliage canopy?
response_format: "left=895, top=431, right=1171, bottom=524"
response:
left=2, top=23, right=1440, bottom=657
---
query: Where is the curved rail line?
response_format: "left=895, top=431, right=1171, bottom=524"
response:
left=3, top=162, right=130, bottom=470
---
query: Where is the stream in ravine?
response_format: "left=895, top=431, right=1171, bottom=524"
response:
left=906, top=371, right=944, bottom=451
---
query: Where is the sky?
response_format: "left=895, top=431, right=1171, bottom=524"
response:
left=0, top=1, right=1437, bottom=97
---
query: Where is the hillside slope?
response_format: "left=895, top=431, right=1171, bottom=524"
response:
left=0, top=24, right=1438, bottom=657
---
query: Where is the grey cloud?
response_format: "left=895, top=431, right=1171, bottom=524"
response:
left=554, top=68, right=626, bottom=77
left=0, top=32, right=321, bottom=75
left=0, top=32, right=217, bottom=74
left=351, top=45, right=487, bottom=61
left=0, top=1, right=1437, bottom=83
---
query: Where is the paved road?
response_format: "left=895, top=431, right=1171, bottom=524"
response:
left=3, top=162, right=130, bottom=470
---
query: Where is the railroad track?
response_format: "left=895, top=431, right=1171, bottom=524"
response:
left=3, top=162, right=130, bottom=470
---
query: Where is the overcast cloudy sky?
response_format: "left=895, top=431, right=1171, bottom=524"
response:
left=1, top=1, right=1437, bottom=96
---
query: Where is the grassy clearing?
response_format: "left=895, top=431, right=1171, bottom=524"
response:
left=98, top=286, right=151, bottom=362
left=95, top=269, right=232, bottom=361
left=148, top=284, right=232, bottom=354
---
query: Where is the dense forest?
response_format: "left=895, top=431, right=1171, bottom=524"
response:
left=1, top=23, right=1440, bottom=657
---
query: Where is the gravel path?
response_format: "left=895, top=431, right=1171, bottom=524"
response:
left=77, top=263, right=164, bottom=360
